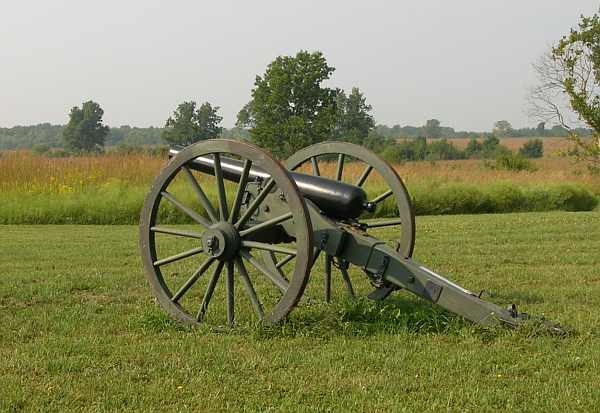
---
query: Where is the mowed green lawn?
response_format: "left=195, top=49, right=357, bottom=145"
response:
left=1, top=212, right=600, bottom=412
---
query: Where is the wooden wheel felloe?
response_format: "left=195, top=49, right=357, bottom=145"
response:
left=286, top=141, right=415, bottom=301
left=139, top=140, right=313, bottom=325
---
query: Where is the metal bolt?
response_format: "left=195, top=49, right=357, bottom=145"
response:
left=207, top=236, right=218, bottom=254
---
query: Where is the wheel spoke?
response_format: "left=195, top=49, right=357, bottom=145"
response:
left=240, top=250, right=289, bottom=293
left=355, top=165, right=373, bottom=187
left=310, top=157, right=320, bottom=176
left=213, top=153, right=229, bottom=221
left=151, top=226, right=204, bottom=239
left=229, top=159, right=252, bottom=224
left=238, top=212, right=293, bottom=238
left=241, top=240, right=297, bottom=256
left=234, top=257, right=264, bottom=320
left=335, top=154, right=345, bottom=181
left=161, top=191, right=211, bottom=228
left=337, top=259, right=355, bottom=298
left=364, top=218, right=403, bottom=228
left=153, top=246, right=204, bottom=267
left=275, top=253, right=295, bottom=269
left=235, top=178, right=275, bottom=229
left=182, top=166, right=218, bottom=223
left=324, top=254, right=332, bottom=302
left=226, top=260, right=234, bottom=325
left=370, top=189, right=393, bottom=204
left=172, top=257, right=215, bottom=303
left=196, top=260, right=225, bottom=322
left=261, top=250, right=290, bottom=282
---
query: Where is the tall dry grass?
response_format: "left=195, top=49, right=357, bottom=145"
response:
left=0, top=150, right=598, bottom=224
left=2, top=150, right=599, bottom=194
left=0, top=151, right=164, bottom=193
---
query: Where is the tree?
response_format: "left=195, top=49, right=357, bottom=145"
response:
left=162, top=101, right=222, bottom=146
left=536, top=121, right=546, bottom=136
left=465, top=138, right=483, bottom=158
left=235, top=102, right=255, bottom=129
left=423, top=119, right=441, bottom=139
left=529, top=14, right=600, bottom=172
left=493, top=120, right=513, bottom=137
left=62, top=100, right=109, bottom=152
left=334, top=87, right=375, bottom=144
left=519, top=138, right=544, bottom=158
left=239, top=50, right=337, bottom=158
left=481, top=135, right=501, bottom=158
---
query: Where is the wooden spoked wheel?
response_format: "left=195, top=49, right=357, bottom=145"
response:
left=140, top=140, right=313, bottom=325
left=285, top=141, right=415, bottom=301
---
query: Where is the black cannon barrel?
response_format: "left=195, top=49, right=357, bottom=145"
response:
left=169, top=148, right=368, bottom=219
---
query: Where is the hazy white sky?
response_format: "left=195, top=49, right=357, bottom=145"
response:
left=1, top=0, right=598, bottom=130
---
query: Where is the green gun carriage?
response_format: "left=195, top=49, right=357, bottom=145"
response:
left=139, top=139, right=555, bottom=329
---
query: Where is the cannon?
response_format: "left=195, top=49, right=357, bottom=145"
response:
left=139, top=139, right=557, bottom=329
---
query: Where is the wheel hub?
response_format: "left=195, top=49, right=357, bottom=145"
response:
left=201, top=222, right=241, bottom=261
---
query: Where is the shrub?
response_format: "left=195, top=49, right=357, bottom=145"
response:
left=481, top=135, right=500, bottom=155
left=464, top=135, right=512, bottom=159
left=427, top=139, right=465, bottom=160
left=380, top=137, right=464, bottom=162
left=485, top=153, right=537, bottom=172
left=31, top=144, right=50, bottom=155
left=519, top=139, right=544, bottom=158
left=465, top=138, right=483, bottom=158
left=381, top=145, right=406, bottom=163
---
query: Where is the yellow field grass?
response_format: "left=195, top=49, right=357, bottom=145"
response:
left=1, top=149, right=599, bottom=195
left=0, top=151, right=164, bottom=193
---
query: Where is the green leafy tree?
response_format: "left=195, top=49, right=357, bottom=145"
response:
left=334, top=87, right=375, bottom=144
left=493, top=120, right=513, bottom=137
left=423, top=119, right=441, bottom=139
left=519, top=138, right=544, bottom=158
left=62, top=101, right=109, bottom=152
left=239, top=50, right=337, bottom=158
left=530, top=14, right=600, bottom=172
left=235, top=102, right=255, bottom=129
left=162, top=101, right=222, bottom=146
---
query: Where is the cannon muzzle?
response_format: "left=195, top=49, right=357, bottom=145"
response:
left=169, top=147, right=369, bottom=219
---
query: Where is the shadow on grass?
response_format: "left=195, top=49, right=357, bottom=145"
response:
left=132, top=296, right=572, bottom=342
left=278, top=297, right=467, bottom=336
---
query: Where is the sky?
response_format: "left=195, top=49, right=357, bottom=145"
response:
left=1, top=0, right=599, bottom=131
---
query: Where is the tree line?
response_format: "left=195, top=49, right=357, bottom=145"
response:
left=0, top=117, right=585, bottom=153
left=3, top=25, right=600, bottom=172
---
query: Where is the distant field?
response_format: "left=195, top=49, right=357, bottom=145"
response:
left=441, top=136, right=573, bottom=155
left=1, top=138, right=592, bottom=194
left=2, top=212, right=599, bottom=411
